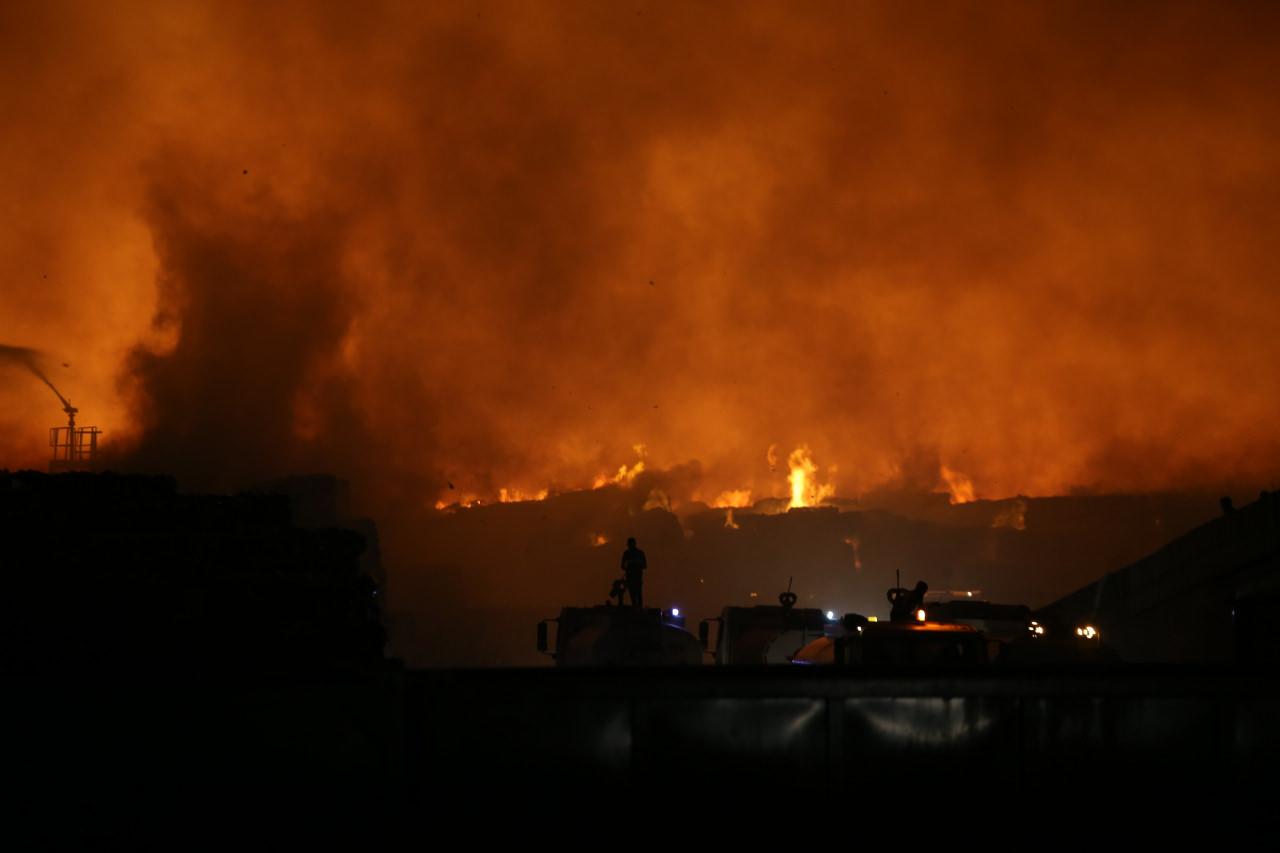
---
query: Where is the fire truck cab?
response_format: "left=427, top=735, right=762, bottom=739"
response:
left=792, top=615, right=989, bottom=667
left=537, top=605, right=702, bottom=666
left=699, top=586, right=837, bottom=664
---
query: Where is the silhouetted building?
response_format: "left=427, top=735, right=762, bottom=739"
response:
left=254, top=473, right=385, bottom=592
left=0, top=470, right=386, bottom=673
left=1039, top=490, right=1280, bottom=662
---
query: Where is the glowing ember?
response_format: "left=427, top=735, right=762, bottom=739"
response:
left=992, top=498, right=1027, bottom=530
left=434, top=494, right=482, bottom=511
left=712, top=489, right=752, bottom=508
left=498, top=487, right=549, bottom=503
left=643, top=489, right=670, bottom=511
left=844, top=536, right=862, bottom=572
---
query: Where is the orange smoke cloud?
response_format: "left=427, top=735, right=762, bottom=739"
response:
left=1, top=0, right=1279, bottom=511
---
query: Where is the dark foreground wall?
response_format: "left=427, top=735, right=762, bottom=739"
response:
left=8, top=666, right=1279, bottom=839
left=412, top=667, right=1280, bottom=807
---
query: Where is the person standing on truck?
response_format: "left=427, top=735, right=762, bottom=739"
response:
left=889, top=580, right=929, bottom=623
left=620, top=537, right=647, bottom=608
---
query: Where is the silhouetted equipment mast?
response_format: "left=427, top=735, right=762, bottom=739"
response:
left=45, top=381, right=99, bottom=472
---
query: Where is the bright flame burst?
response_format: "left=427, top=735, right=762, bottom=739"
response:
left=593, top=444, right=647, bottom=488
left=788, top=445, right=835, bottom=508
left=435, top=443, right=843, bottom=513
left=446, top=445, right=652, bottom=509
left=939, top=464, right=975, bottom=505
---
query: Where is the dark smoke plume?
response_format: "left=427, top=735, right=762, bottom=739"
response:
left=110, top=160, right=372, bottom=493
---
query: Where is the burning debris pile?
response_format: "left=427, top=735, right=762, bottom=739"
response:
left=390, top=467, right=1224, bottom=666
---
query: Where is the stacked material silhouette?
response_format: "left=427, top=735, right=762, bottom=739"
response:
left=0, top=470, right=386, bottom=673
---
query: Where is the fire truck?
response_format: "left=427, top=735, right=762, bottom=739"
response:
left=792, top=582, right=990, bottom=666
left=536, top=604, right=702, bottom=666
left=698, top=585, right=837, bottom=664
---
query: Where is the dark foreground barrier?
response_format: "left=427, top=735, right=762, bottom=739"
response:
left=410, top=665, right=1280, bottom=816
left=6, top=666, right=1280, bottom=837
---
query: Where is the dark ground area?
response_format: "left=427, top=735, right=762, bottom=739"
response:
left=3, top=471, right=1277, bottom=839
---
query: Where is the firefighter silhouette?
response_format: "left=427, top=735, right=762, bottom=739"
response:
left=619, top=537, right=647, bottom=608
left=888, top=580, right=929, bottom=623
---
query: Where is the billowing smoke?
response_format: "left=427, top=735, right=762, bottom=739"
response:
left=3, top=2, right=1280, bottom=661
left=4, top=1, right=1278, bottom=504
left=111, top=161, right=366, bottom=491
